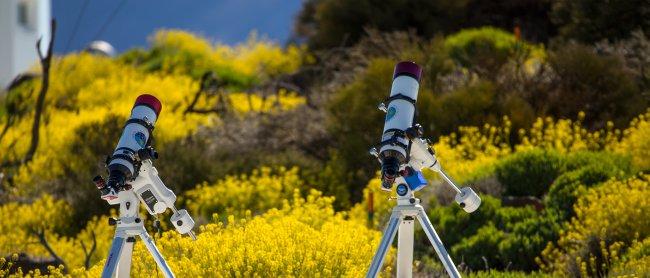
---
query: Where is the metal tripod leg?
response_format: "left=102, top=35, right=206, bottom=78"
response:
left=101, top=228, right=175, bottom=278
left=396, top=215, right=415, bottom=278
left=366, top=211, right=400, bottom=278
left=102, top=236, right=126, bottom=278
left=102, top=235, right=136, bottom=278
left=116, top=237, right=135, bottom=277
left=416, top=206, right=461, bottom=278
left=139, top=229, right=175, bottom=278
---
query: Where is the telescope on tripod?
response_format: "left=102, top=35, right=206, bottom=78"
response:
left=367, top=62, right=481, bottom=278
left=93, top=94, right=196, bottom=278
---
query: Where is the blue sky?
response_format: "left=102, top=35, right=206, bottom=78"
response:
left=53, top=0, right=303, bottom=54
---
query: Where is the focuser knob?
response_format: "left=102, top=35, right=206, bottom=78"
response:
left=405, top=124, right=424, bottom=139
left=378, top=103, right=387, bottom=113
left=369, top=147, right=379, bottom=158
left=137, top=147, right=159, bottom=161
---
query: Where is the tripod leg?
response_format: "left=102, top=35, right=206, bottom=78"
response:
left=396, top=216, right=415, bottom=278
left=102, top=236, right=126, bottom=278
left=416, top=207, right=461, bottom=278
left=139, top=229, right=175, bottom=278
left=116, top=237, right=135, bottom=277
left=366, top=211, right=401, bottom=278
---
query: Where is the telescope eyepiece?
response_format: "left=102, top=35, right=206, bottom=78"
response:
left=381, top=156, right=400, bottom=184
left=106, top=170, right=126, bottom=190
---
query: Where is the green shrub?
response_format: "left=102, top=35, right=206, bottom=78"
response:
left=429, top=81, right=498, bottom=135
left=444, top=206, right=561, bottom=271
left=546, top=151, right=633, bottom=219
left=452, top=223, right=508, bottom=270
left=426, top=195, right=538, bottom=246
left=495, top=149, right=565, bottom=197
left=563, top=151, right=633, bottom=173
left=497, top=213, right=563, bottom=271
left=425, top=195, right=500, bottom=248
left=444, top=27, right=542, bottom=78
left=547, top=43, right=646, bottom=128
left=610, top=237, right=650, bottom=276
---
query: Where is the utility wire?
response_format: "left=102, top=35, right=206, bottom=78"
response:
left=63, top=0, right=90, bottom=53
left=92, top=0, right=128, bottom=42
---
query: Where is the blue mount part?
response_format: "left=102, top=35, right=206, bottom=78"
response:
left=405, top=170, right=428, bottom=191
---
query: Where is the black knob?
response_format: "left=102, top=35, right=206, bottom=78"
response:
left=405, top=124, right=424, bottom=139
left=93, top=175, right=106, bottom=189
left=108, top=218, right=117, bottom=226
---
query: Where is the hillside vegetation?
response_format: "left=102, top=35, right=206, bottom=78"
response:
left=1, top=17, right=649, bottom=278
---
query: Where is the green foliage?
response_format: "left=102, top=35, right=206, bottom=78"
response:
left=430, top=194, right=561, bottom=271
left=428, top=81, right=536, bottom=136
left=429, top=81, right=498, bottom=133
left=496, top=213, right=563, bottom=271
left=427, top=196, right=501, bottom=248
left=495, top=148, right=565, bottom=197
left=546, top=151, right=633, bottom=219
left=444, top=27, right=543, bottom=77
left=430, top=195, right=563, bottom=271
left=453, top=223, right=509, bottom=269
left=547, top=43, right=647, bottom=128
left=2, top=21, right=650, bottom=277
left=610, top=237, right=650, bottom=276
left=540, top=175, right=650, bottom=276
left=426, top=195, right=535, bottom=247
left=563, top=151, right=632, bottom=172
left=295, top=0, right=555, bottom=49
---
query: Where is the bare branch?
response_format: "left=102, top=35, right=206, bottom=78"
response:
left=23, top=19, right=56, bottom=164
left=79, top=231, right=97, bottom=269
left=30, top=228, right=67, bottom=273
left=0, top=115, right=14, bottom=143
left=184, top=72, right=219, bottom=115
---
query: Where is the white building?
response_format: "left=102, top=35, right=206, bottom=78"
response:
left=0, top=0, right=51, bottom=90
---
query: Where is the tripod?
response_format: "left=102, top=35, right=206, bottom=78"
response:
left=367, top=137, right=480, bottom=278
left=101, top=190, right=174, bottom=278
left=366, top=183, right=460, bottom=278
left=98, top=160, right=196, bottom=278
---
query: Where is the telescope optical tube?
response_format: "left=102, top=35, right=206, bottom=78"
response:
left=379, top=61, right=422, bottom=187
left=106, top=94, right=162, bottom=191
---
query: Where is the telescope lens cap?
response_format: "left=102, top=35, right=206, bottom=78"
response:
left=393, top=61, right=422, bottom=82
left=135, top=94, right=162, bottom=116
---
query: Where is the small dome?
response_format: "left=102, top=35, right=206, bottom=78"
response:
left=85, top=40, right=116, bottom=57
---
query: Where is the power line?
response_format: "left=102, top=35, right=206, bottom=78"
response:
left=64, top=0, right=90, bottom=53
left=92, top=0, right=128, bottom=42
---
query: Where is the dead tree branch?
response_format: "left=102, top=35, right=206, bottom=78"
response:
left=79, top=231, right=97, bottom=269
left=184, top=71, right=222, bottom=115
left=23, top=19, right=56, bottom=164
left=31, top=228, right=67, bottom=273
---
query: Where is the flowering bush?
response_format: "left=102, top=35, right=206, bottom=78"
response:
left=79, top=190, right=389, bottom=277
left=186, top=167, right=305, bottom=220
left=539, top=175, right=650, bottom=276
left=1, top=27, right=648, bottom=277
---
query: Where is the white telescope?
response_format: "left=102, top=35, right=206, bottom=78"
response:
left=378, top=61, right=423, bottom=189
